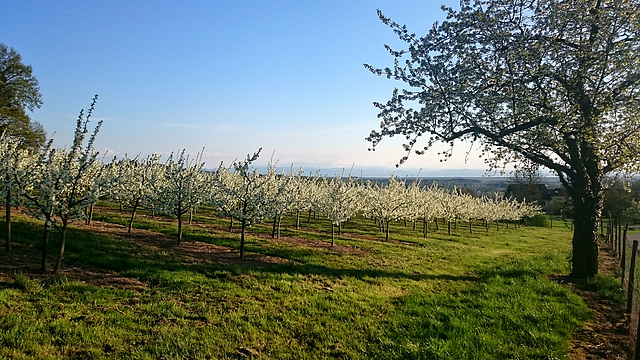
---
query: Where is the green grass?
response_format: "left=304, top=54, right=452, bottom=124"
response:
left=0, top=208, right=590, bottom=359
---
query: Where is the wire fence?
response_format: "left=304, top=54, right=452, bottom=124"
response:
left=608, top=218, right=640, bottom=359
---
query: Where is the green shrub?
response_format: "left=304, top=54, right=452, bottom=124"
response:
left=527, top=214, right=550, bottom=227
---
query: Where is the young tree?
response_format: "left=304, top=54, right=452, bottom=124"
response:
left=0, top=43, right=45, bottom=149
left=316, top=176, right=362, bottom=246
left=366, top=0, right=640, bottom=278
left=106, top=154, right=162, bottom=233
left=17, top=95, right=103, bottom=272
left=212, top=149, right=272, bottom=258
left=362, top=175, right=409, bottom=242
left=153, top=149, right=208, bottom=245
left=0, top=133, right=28, bottom=252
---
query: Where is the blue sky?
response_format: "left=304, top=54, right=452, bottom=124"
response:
left=2, top=0, right=488, bottom=176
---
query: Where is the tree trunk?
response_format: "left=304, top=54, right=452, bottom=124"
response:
left=5, top=185, right=10, bottom=253
left=128, top=199, right=140, bottom=233
left=240, top=219, right=246, bottom=259
left=331, top=223, right=335, bottom=247
left=562, top=159, right=603, bottom=279
left=296, top=210, right=300, bottom=230
left=570, top=190, right=601, bottom=278
left=423, top=217, right=428, bottom=239
left=85, top=204, right=94, bottom=225
left=385, top=220, right=390, bottom=242
left=177, top=213, right=183, bottom=245
left=229, top=217, right=234, bottom=232
left=447, top=220, right=451, bottom=235
left=272, top=217, right=277, bottom=238
left=54, top=220, right=68, bottom=274
left=277, top=217, right=282, bottom=238
left=41, top=225, right=50, bottom=272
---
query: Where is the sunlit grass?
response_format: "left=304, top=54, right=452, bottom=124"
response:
left=0, top=207, right=588, bottom=359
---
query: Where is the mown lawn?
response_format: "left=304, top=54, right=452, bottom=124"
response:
left=0, top=208, right=591, bottom=359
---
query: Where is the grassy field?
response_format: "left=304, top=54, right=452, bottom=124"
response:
left=0, top=207, right=595, bottom=359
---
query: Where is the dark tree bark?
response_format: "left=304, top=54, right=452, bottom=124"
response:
left=41, top=227, right=50, bottom=272
left=4, top=186, right=10, bottom=253
left=240, top=219, right=246, bottom=259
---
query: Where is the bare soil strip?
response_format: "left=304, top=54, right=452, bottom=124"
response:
left=568, top=243, right=631, bottom=359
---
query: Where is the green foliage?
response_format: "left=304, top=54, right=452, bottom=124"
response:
left=0, top=43, right=45, bottom=150
left=527, top=213, right=551, bottom=227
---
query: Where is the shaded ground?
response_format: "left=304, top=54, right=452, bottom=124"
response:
left=567, top=242, right=631, bottom=359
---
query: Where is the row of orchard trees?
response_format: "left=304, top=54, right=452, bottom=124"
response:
left=0, top=99, right=540, bottom=271
left=104, top=151, right=540, bottom=253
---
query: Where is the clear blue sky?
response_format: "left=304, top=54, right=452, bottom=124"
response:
left=2, top=0, right=487, bottom=176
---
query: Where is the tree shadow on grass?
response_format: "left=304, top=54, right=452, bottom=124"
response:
left=1, top=218, right=482, bottom=288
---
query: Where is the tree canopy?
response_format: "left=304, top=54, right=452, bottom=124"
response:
left=0, top=43, right=45, bottom=149
left=366, top=0, right=640, bottom=278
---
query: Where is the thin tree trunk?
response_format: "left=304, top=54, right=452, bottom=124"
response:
left=229, top=217, right=234, bottom=232
left=277, top=217, right=282, bottom=238
left=128, top=199, right=140, bottom=233
left=86, top=204, right=94, bottom=225
left=448, top=220, right=451, bottom=235
left=296, top=210, right=300, bottom=230
left=240, top=219, right=246, bottom=259
left=41, top=227, right=50, bottom=273
left=469, top=220, right=472, bottom=234
left=385, top=220, right=390, bottom=242
left=5, top=186, right=10, bottom=253
left=331, top=223, right=335, bottom=247
left=177, top=214, right=183, bottom=245
left=272, top=217, right=277, bottom=238
left=54, top=220, right=68, bottom=274
left=423, top=217, right=428, bottom=239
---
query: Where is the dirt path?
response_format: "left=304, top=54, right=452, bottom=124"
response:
left=568, top=242, right=632, bottom=359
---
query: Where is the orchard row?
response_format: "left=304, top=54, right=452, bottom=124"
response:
left=0, top=102, right=539, bottom=271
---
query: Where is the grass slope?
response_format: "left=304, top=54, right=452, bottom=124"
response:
left=0, top=208, right=590, bottom=359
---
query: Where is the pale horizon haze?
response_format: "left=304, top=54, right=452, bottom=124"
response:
left=2, top=1, right=494, bottom=177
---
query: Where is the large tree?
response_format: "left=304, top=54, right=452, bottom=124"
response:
left=366, top=0, right=640, bottom=278
left=0, top=43, right=45, bottom=149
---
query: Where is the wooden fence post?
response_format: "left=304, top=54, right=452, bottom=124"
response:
left=618, top=219, right=623, bottom=258
left=627, top=240, right=638, bottom=313
left=600, top=216, right=603, bottom=236
left=635, top=315, right=640, bottom=360
left=622, top=226, right=628, bottom=288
